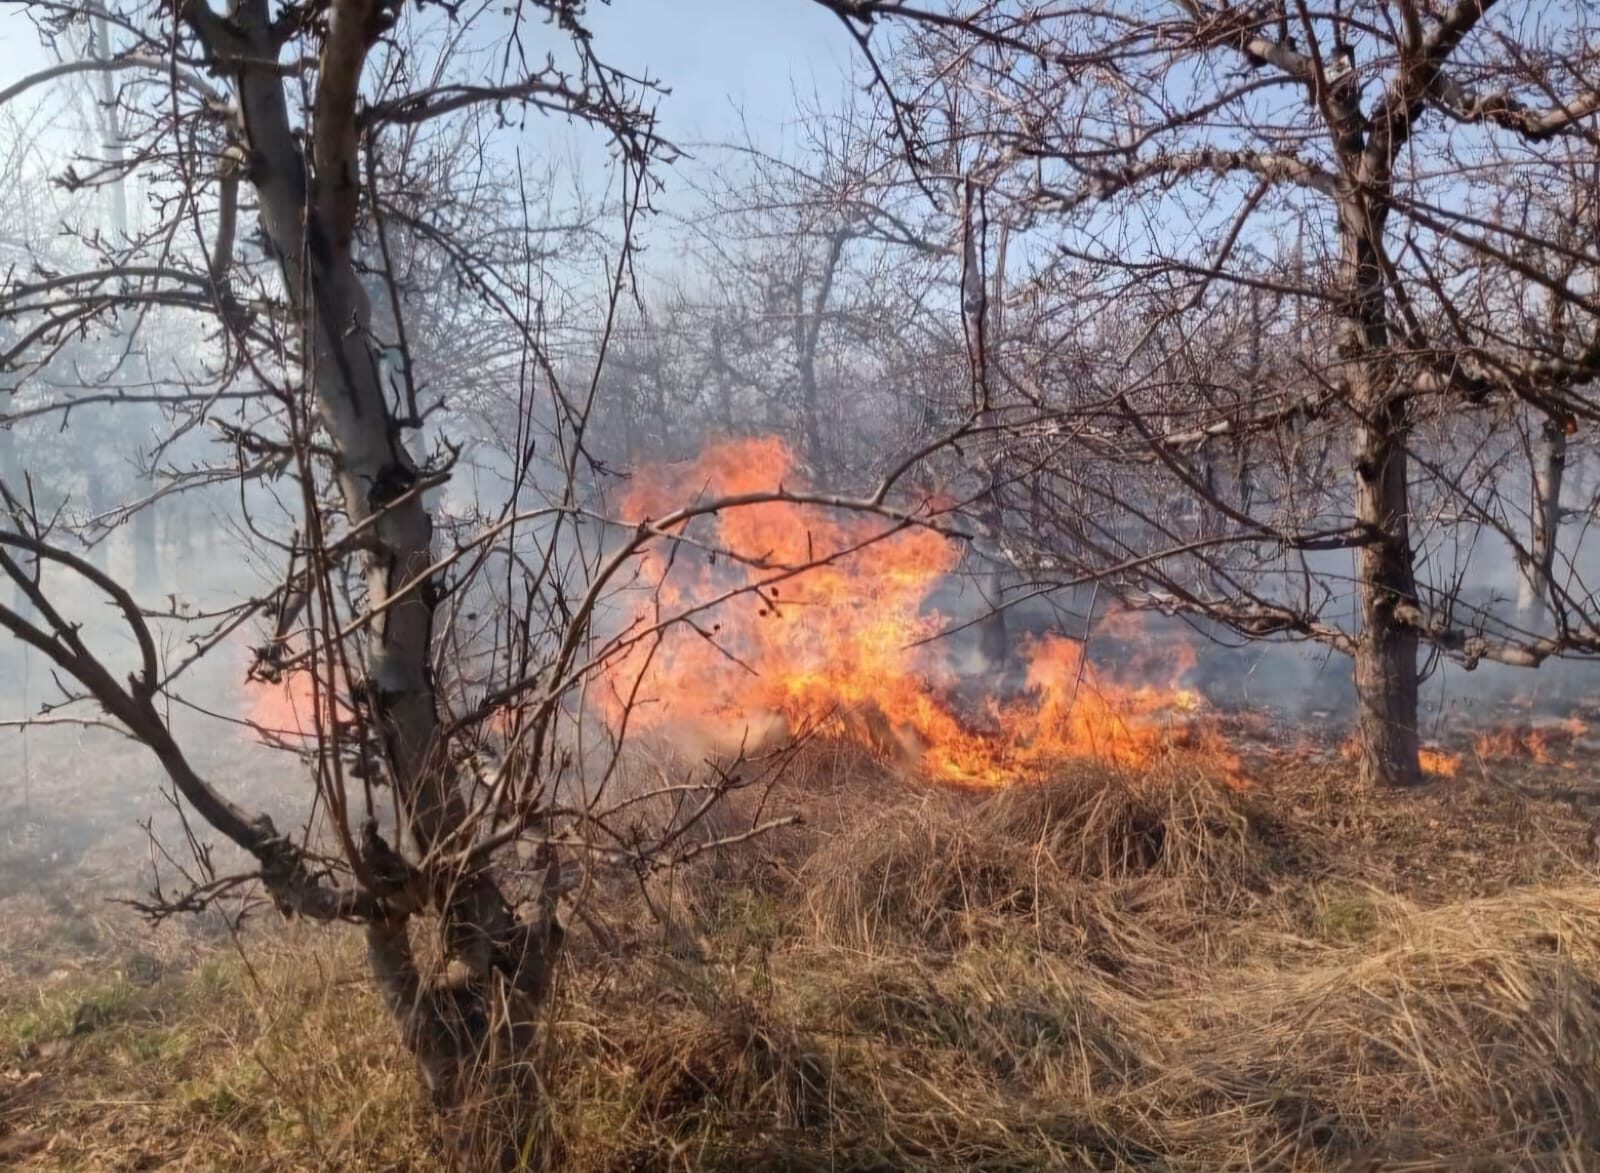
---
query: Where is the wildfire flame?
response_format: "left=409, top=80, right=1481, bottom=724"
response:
left=1473, top=719, right=1587, bottom=770
left=1330, top=714, right=1594, bottom=780
left=243, top=662, right=351, bottom=742
left=1418, top=747, right=1462, bottom=778
left=1338, top=738, right=1461, bottom=778
left=596, top=437, right=1245, bottom=788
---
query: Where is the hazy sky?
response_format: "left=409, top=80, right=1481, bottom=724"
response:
left=544, top=1, right=856, bottom=220
left=585, top=1, right=849, bottom=140
left=0, top=0, right=856, bottom=273
left=0, top=1, right=852, bottom=150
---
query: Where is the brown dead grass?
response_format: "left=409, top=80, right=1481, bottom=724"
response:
left=4, top=745, right=1600, bottom=1170
left=802, top=763, right=1269, bottom=970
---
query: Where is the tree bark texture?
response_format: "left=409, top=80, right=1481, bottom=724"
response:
left=186, top=0, right=560, bottom=1108
left=1341, top=194, right=1421, bottom=789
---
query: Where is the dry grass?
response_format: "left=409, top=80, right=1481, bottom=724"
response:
left=1160, top=888, right=1600, bottom=1168
left=0, top=929, right=441, bottom=1171
left=5, top=746, right=1600, bottom=1170
left=802, top=763, right=1268, bottom=968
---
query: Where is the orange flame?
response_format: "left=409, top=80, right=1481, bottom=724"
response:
left=1338, top=738, right=1461, bottom=778
left=1418, top=746, right=1461, bottom=778
left=596, top=438, right=1244, bottom=787
left=1473, top=721, right=1584, bottom=769
left=243, top=664, right=351, bottom=741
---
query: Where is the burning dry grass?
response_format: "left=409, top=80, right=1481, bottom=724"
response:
left=594, top=437, right=1248, bottom=789
left=6, top=751, right=1600, bottom=1170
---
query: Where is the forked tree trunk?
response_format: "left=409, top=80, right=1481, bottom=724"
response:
left=795, top=230, right=846, bottom=470
left=189, top=0, right=562, bottom=1130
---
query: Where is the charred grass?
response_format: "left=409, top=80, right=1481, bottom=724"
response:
left=5, top=749, right=1600, bottom=1170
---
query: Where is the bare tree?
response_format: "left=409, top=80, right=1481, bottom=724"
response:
left=0, top=0, right=947, bottom=1154
left=822, top=0, right=1600, bottom=787
left=676, top=100, right=959, bottom=475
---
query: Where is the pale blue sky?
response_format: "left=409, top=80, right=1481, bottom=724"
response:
left=0, top=0, right=851, bottom=162
left=542, top=1, right=856, bottom=222
left=0, top=0, right=856, bottom=276
left=585, top=1, right=847, bottom=144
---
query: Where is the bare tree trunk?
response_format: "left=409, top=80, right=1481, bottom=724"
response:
left=967, top=210, right=1011, bottom=673
left=1517, top=416, right=1566, bottom=628
left=90, top=13, right=128, bottom=243
left=85, top=469, right=114, bottom=572
left=711, top=329, right=736, bottom=433
left=718, top=372, right=735, bottom=433
left=0, top=403, right=19, bottom=619
left=131, top=487, right=158, bottom=590
left=89, top=13, right=157, bottom=591
left=193, top=0, right=561, bottom=1112
left=0, top=399, right=13, bottom=486
left=795, top=230, right=846, bottom=470
left=794, top=353, right=826, bottom=466
left=975, top=483, right=1009, bottom=670
left=1343, top=201, right=1421, bottom=789
left=1352, top=407, right=1421, bottom=788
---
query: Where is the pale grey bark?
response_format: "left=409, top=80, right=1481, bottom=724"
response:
left=1517, top=419, right=1568, bottom=629
left=179, top=0, right=561, bottom=1100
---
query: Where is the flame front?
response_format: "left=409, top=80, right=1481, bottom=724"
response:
left=596, top=438, right=1243, bottom=787
left=1473, top=719, right=1588, bottom=769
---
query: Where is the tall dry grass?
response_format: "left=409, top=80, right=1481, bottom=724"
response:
left=6, top=747, right=1600, bottom=1170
